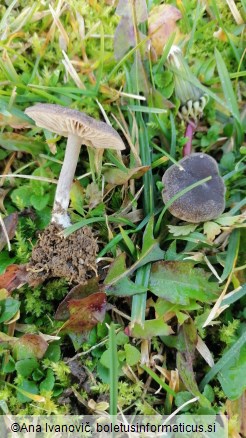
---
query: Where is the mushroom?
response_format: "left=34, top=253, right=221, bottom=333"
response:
left=25, top=103, right=125, bottom=228
left=162, top=153, right=226, bottom=223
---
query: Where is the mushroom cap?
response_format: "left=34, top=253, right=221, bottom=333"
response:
left=25, top=103, right=125, bottom=150
left=162, top=153, right=226, bottom=223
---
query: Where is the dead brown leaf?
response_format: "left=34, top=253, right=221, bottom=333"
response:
left=148, top=4, right=182, bottom=57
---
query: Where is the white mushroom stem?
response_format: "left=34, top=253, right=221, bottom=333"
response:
left=51, top=134, right=82, bottom=228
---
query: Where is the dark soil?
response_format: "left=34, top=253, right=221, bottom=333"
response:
left=27, top=224, right=98, bottom=285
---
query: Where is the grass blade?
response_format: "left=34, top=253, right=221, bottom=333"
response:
left=220, top=229, right=240, bottom=282
left=199, top=330, right=246, bottom=390
left=108, top=323, right=118, bottom=416
left=141, top=364, right=176, bottom=397
left=214, top=48, right=241, bottom=124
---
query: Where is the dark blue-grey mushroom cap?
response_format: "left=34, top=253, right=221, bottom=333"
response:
left=162, top=153, right=226, bottom=223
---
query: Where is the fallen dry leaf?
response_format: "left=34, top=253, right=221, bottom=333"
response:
left=148, top=4, right=182, bottom=57
left=0, top=264, right=28, bottom=293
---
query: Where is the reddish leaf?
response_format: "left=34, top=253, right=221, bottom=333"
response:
left=176, top=320, right=209, bottom=407
left=55, top=277, right=101, bottom=321
left=13, top=334, right=48, bottom=360
left=0, top=212, right=18, bottom=251
left=0, top=264, right=28, bottom=293
left=59, top=292, right=107, bottom=334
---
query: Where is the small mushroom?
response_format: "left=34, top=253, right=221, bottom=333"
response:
left=25, top=103, right=125, bottom=228
left=162, top=153, right=226, bottom=223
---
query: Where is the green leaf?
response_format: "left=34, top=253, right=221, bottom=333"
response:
left=30, top=193, right=50, bottom=211
left=115, top=331, right=129, bottom=346
left=124, top=344, right=140, bottom=366
left=149, top=261, right=220, bottom=305
left=70, top=181, right=84, bottom=215
left=215, top=214, right=245, bottom=226
left=32, top=368, right=45, bottom=381
left=2, top=355, right=15, bottom=373
left=119, top=226, right=136, bottom=257
left=203, top=221, right=221, bottom=242
left=0, top=252, right=15, bottom=275
left=214, top=48, right=241, bottom=124
left=129, top=318, right=173, bottom=339
left=0, top=298, right=20, bottom=323
left=100, top=349, right=111, bottom=369
left=218, top=343, right=246, bottom=400
left=15, top=358, right=39, bottom=377
left=168, top=224, right=198, bottom=237
left=155, top=71, right=173, bottom=88
left=40, top=369, right=55, bottom=392
left=16, top=380, right=39, bottom=403
left=105, top=217, right=164, bottom=286
left=0, top=133, right=45, bottom=155
left=153, top=298, right=200, bottom=325
left=175, top=391, right=195, bottom=411
left=154, top=71, right=174, bottom=98
left=10, top=185, right=32, bottom=210
left=104, top=253, right=126, bottom=284
left=44, top=344, right=61, bottom=362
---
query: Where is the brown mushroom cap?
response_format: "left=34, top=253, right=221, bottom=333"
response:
left=25, top=103, right=125, bottom=150
left=162, top=153, right=226, bottom=223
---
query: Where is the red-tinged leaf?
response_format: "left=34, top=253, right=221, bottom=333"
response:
left=0, top=212, right=18, bottom=251
left=148, top=4, right=182, bottom=57
left=176, top=320, right=210, bottom=407
left=104, top=165, right=150, bottom=186
left=12, top=334, right=48, bottom=360
left=59, top=292, right=107, bottom=334
left=55, top=277, right=101, bottom=321
left=0, top=264, right=28, bottom=293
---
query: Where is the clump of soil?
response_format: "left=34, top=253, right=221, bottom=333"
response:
left=27, top=224, right=98, bottom=285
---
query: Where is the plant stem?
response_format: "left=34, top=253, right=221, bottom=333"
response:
left=52, top=134, right=82, bottom=228
left=183, top=121, right=196, bottom=156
